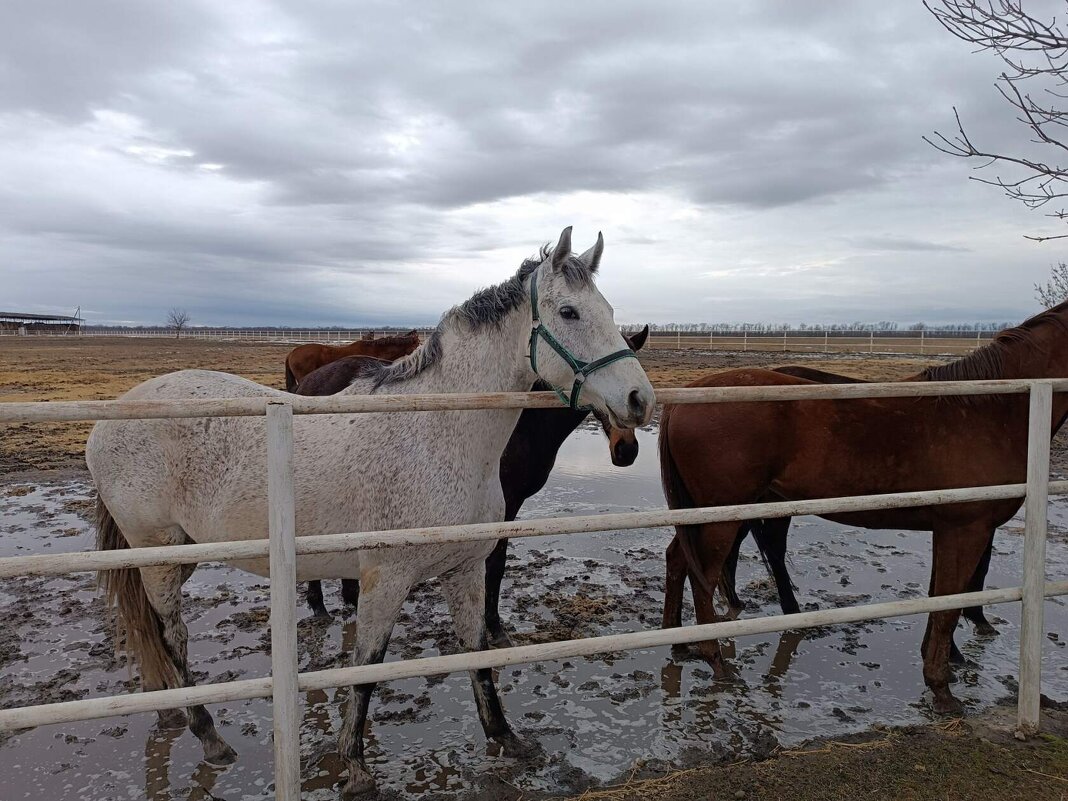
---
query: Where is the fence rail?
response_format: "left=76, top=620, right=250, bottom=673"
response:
left=0, top=379, right=1063, bottom=801
left=642, top=330, right=993, bottom=355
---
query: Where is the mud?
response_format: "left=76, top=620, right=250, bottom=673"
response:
left=1, top=427, right=1066, bottom=800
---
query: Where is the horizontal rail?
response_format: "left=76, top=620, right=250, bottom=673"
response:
left=1, top=379, right=1066, bottom=423
left=3, top=481, right=1063, bottom=579
left=1, top=580, right=1064, bottom=732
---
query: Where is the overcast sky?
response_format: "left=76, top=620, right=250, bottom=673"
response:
left=0, top=1, right=1062, bottom=327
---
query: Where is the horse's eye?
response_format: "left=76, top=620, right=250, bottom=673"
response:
left=559, top=306, right=579, bottom=320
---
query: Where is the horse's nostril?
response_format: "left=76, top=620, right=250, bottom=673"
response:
left=627, top=389, right=646, bottom=419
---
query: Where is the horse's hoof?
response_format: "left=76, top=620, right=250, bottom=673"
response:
left=203, top=740, right=238, bottom=766
left=496, top=732, right=541, bottom=760
left=487, top=628, right=513, bottom=649
left=341, top=766, right=376, bottom=798
left=973, top=621, right=998, bottom=637
left=312, top=610, right=333, bottom=623
left=931, top=692, right=964, bottom=716
left=156, top=708, right=187, bottom=731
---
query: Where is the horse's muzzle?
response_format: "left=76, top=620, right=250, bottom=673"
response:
left=611, top=436, right=640, bottom=467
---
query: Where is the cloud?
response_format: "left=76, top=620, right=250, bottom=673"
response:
left=0, top=1, right=1054, bottom=325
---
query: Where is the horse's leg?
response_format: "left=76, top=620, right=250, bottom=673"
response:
left=961, top=532, right=997, bottom=636
left=306, top=580, right=330, bottom=619
left=922, top=523, right=991, bottom=714
left=754, top=517, right=799, bottom=615
left=923, top=545, right=965, bottom=666
left=484, top=539, right=512, bottom=648
left=338, top=574, right=410, bottom=799
left=662, top=534, right=686, bottom=629
left=441, top=563, right=528, bottom=754
left=139, top=564, right=237, bottom=765
left=689, top=522, right=741, bottom=679
left=720, top=524, right=746, bottom=613
left=341, top=579, right=361, bottom=608
left=145, top=561, right=198, bottom=728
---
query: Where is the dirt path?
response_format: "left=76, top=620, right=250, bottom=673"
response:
left=560, top=705, right=1068, bottom=801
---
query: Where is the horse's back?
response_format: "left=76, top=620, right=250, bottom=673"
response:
left=296, top=356, right=388, bottom=396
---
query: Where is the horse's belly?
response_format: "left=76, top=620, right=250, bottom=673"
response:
left=226, top=552, right=362, bottom=580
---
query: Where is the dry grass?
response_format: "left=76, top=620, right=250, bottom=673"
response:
left=0, top=337, right=945, bottom=474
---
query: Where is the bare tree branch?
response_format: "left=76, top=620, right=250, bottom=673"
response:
left=925, top=0, right=1068, bottom=239
left=1035, top=261, right=1068, bottom=305
left=167, top=308, right=190, bottom=339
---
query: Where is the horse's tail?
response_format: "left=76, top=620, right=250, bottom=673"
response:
left=658, top=409, right=716, bottom=598
left=284, top=359, right=298, bottom=393
left=96, top=497, right=181, bottom=689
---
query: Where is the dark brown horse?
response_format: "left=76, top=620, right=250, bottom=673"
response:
left=300, top=325, right=650, bottom=647
left=659, top=302, right=1068, bottom=713
left=283, top=330, right=420, bottom=391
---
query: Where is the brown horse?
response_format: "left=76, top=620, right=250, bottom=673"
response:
left=659, top=301, right=1068, bottom=713
left=700, top=364, right=997, bottom=664
left=283, top=330, right=420, bottom=391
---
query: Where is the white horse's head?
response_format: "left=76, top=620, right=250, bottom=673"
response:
left=528, top=227, right=655, bottom=427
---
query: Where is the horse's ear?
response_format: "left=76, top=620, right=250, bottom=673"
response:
left=551, top=226, right=573, bottom=271
left=625, top=324, right=649, bottom=352
left=579, top=232, right=604, bottom=273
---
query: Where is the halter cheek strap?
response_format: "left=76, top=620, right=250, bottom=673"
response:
left=528, top=271, right=638, bottom=411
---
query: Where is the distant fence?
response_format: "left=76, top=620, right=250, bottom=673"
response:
left=0, top=328, right=429, bottom=344
left=640, top=330, right=995, bottom=356
left=2, top=327, right=999, bottom=356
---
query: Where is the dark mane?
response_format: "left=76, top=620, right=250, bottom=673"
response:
left=369, top=245, right=595, bottom=389
left=921, top=300, right=1068, bottom=382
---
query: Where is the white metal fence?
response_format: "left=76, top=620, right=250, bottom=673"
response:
left=3, top=328, right=998, bottom=356
left=640, top=330, right=994, bottom=355
left=1, top=328, right=421, bottom=343
left=0, top=380, right=1065, bottom=801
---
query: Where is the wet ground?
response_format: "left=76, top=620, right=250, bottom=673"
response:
left=0, top=427, right=1066, bottom=800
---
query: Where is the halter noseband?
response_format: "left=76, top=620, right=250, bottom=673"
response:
left=528, top=270, right=638, bottom=411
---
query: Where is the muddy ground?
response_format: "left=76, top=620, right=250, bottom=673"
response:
left=0, top=338, right=1066, bottom=800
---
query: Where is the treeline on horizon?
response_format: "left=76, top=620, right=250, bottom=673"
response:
left=84, top=320, right=1016, bottom=334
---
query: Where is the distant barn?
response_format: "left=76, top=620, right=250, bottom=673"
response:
left=0, top=311, right=82, bottom=334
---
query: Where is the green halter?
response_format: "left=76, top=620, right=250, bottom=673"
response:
left=528, top=271, right=639, bottom=411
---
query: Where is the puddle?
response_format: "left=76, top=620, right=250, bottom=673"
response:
left=0, top=430, right=1066, bottom=800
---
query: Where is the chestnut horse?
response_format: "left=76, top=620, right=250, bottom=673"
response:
left=283, top=330, right=420, bottom=391
left=297, top=326, right=650, bottom=648
left=708, top=365, right=997, bottom=662
left=659, top=301, right=1068, bottom=713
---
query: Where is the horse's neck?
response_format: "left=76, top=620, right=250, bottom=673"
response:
left=381, top=306, right=536, bottom=459
left=997, top=326, right=1068, bottom=429
left=414, top=318, right=531, bottom=395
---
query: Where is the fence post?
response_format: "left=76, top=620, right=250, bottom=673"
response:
left=869, top=331, right=874, bottom=353
left=824, top=330, right=828, bottom=352
left=266, top=402, right=301, bottom=799
left=920, top=329, right=925, bottom=355
left=783, top=330, right=787, bottom=352
left=1018, top=380, right=1052, bottom=738
left=676, top=331, right=681, bottom=349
